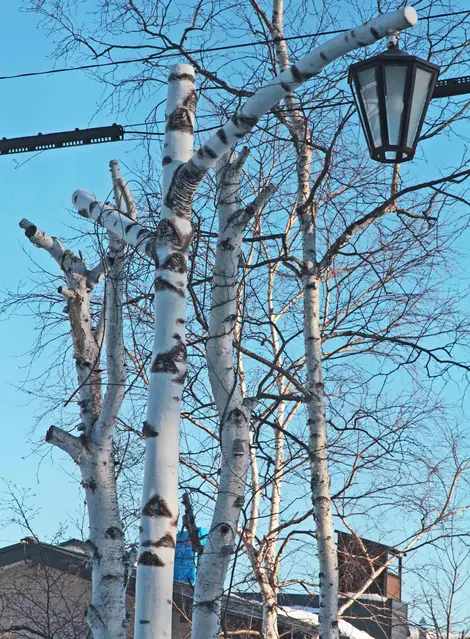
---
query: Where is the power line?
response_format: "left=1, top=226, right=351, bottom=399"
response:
left=122, top=100, right=354, bottom=136
left=1, top=9, right=469, bottom=83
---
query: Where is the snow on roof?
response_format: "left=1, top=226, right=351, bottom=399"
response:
left=408, top=627, right=464, bottom=639
left=279, top=606, right=375, bottom=639
left=344, top=593, right=387, bottom=602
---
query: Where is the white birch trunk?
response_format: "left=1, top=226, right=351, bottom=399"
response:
left=20, top=161, right=131, bottom=638
left=133, top=64, right=196, bottom=639
left=192, top=152, right=274, bottom=639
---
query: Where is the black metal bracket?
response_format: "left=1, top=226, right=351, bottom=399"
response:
left=0, top=124, right=124, bottom=156
left=432, top=76, right=470, bottom=99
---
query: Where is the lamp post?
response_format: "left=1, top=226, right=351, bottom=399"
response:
left=349, top=37, right=440, bottom=163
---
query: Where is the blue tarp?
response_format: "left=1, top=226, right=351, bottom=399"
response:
left=174, top=528, right=209, bottom=585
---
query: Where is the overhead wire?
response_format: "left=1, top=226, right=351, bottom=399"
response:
left=0, top=9, right=469, bottom=83
left=122, top=101, right=354, bottom=136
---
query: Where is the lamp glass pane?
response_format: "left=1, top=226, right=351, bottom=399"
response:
left=384, top=65, right=407, bottom=145
left=357, top=67, right=381, bottom=147
left=406, top=67, right=433, bottom=147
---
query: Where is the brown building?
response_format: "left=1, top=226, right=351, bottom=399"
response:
left=0, top=537, right=407, bottom=639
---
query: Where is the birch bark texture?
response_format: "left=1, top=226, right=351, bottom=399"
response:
left=134, top=64, right=196, bottom=639
left=191, top=151, right=275, bottom=639
left=20, top=160, right=134, bottom=638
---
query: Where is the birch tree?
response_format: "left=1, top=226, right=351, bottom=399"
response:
left=189, top=151, right=276, bottom=639
left=15, top=161, right=137, bottom=638
left=71, top=8, right=420, bottom=638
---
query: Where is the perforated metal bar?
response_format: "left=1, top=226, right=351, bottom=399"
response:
left=0, top=124, right=124, bottom=156
left=432, top=76, right=470, bottom=99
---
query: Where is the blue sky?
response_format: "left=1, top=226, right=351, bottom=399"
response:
left=0, top=3, right=144, bottom=543
left=1, top=1, right=470, bottom=625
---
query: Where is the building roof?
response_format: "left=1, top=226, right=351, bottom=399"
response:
left=0, top=538, right=376, bottom=639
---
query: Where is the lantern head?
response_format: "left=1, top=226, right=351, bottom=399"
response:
left=348, top=44, right=439, bottom=163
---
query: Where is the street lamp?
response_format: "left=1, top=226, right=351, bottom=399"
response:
left=348, top=38, right=440, bottom=163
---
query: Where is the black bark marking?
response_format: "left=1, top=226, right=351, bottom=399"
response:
left=370, top=27, right=380, bottom=39
left=157, top=218, right=192, bottom=251
left=232, top=112, right=258, bottom=130
left=24, top=224, right=38, bottom=239
left=155, top=533, right=176, bottom=549
left=204, top=145, right=217, bottom=159
left=102, top=574, right=120, bottom=581
left=105, top=526, right=123, bottom=539
left=176, top=318, right=185, bottom=324
left=216, top=128, right=228, bottom=144
left=280, top=81, right=292, bottom=92
left=125, top=222, right=137, bottom=234
left=224, top=314, right=237, bottom=324
left=143, top=421, right=158, bottom=438
left=220, top=524, right=230, bottom=535
left=291, top=65, right=302, bottom=82
left=320, top=52, right=328, bottom=61
left=166, top=106, right=193, bottom=135
left=79, top=433, right=91, bottom=451
left=151, top=341, right=187, bottom=374
left=233, top=131, right=245, bottom=139
left=140, top=620, right=151, bottom=624
left=82, top=478, right=97, bottom=492
left=90, top=202, right=104, bottom=226
left=196, top=601, right=217, bottom=613
left=219, top=238, right=235, bottom=251
left=161, top=252, right=187, bottom=273
left=230, top=408, right=247, bottom=423
left=138, top=551, right=165, bottom=567
left=168, top=72, right=195, bottom=83
left=165, top=159, right=207, bottom=219
left=245, top=204, right=255, bottom=218
left=162, top=156, right=173, bottom=165
left=137, top=228, right=148, bottom=239
left=233, top=495, right=245, bottom=507
left=167, top=599, right=172, bottom=605
left=142, top=495, right=173, bottom=518
left=154, top=277, right=184, bottom=297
